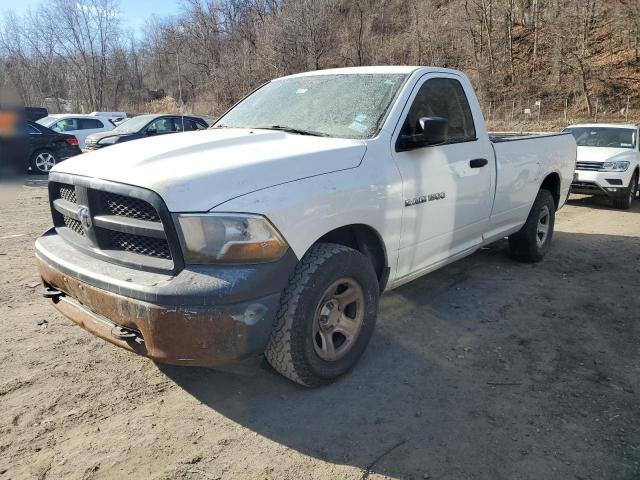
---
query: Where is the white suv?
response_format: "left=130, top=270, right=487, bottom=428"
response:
left=565, top=123, right=640, bottom=209
left=37, top=114, right=115, bottom=149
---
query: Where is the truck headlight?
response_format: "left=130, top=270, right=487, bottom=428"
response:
left=175, top=213, right=288, bottom=264
left=600, top=161, right=629, bottom=172
left=98, top=136, right=119, bottom=145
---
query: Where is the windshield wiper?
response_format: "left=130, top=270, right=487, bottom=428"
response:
left=257, top=125, right=330, bottom=137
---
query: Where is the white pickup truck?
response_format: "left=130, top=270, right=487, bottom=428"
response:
left=36, top=66, right=576, bottom=387
left=564, top=123, right=640, bottom=209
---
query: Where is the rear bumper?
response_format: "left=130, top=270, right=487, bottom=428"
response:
left=57, top=145, right=82, bottom=160
left=36, top=228, right=297, bottom=366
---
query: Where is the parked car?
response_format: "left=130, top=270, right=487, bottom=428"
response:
left=36, top=66, right=576, bottom=387
left=25, top=121, right=82, bottom=173
left=83, top=114, right=208, bottom=150
left=89, top=111, right=127, bottom=125
left=37, top=114, right=115, bottom=149
left=564, top=123, right=639, bottom=209
left=24, top=106, right=48, bottom=122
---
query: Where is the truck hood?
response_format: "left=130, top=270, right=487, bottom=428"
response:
left=53, top=128, right=367, bottom=211
left=576, top=146, right=635, bottom=163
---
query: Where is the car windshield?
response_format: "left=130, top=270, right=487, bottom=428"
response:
left=564, top=127, right=637, bottom=149
left=214, top=74, right=408, bottom=139
left=112, top=116, right=153, bottom=134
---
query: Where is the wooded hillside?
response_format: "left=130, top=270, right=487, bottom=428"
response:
left=1, top=0, right=639, bottom=127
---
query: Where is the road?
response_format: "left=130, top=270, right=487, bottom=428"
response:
left=1, top=176, right=638, bottom=480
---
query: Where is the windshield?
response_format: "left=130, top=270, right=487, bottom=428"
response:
left=564, top=127, right=637, bottom=149
left=113, top=116, right=153, bottom=134
left=215, top=74, right=408, bottom=139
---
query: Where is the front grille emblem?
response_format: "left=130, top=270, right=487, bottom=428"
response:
left=78, top=206, right=92, bottom=231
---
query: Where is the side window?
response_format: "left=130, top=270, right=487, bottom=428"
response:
left=53, top=118, right=78, bottom=132
left=181, top=119, right=204, bottom=131
left=195, top=121, right=207, bottom=130
left=401, top=78, right=476, bottom=144
left=173, top=118, right=187, bottom=132
left=148, top=118, right=175, bottom=133
left=79, top=118, right=104, bottom=129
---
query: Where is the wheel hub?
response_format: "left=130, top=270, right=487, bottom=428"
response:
left=312, top=278, right=365, bottom=362
left=536, top=205, right=550, bottom=248
left=319, top=300, right=340, bottom=330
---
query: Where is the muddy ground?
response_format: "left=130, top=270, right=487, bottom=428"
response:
left=0, top=176, right=638, bottom=480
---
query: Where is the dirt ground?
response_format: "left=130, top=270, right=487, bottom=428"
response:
left=0, top=176, right=638, bottom=480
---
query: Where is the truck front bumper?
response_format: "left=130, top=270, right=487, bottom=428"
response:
left=35, top=228, right=297, bottom=367
left=570, top=169, right=631, bottom=197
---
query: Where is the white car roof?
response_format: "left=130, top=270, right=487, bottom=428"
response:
left=45, top=114, right=112, bottom=119
left=89, top=111, right=126, bottom=116
left=567, top=123, right=638, bottom=130
left=279, top=65, right=464, bottom=80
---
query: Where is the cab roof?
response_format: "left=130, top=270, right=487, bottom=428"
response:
left=280, top=65, right=464, bottom=79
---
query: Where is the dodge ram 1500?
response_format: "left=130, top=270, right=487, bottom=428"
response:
left=36, top=66, right=576, bottom=386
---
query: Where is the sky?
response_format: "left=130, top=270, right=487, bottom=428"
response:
left=0, top=0, right=184, bottom=36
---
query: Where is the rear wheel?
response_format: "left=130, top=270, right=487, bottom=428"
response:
left=612, top=173, right=638, bottom=210
left=30, top=150, right=57, bottom=174
left=265, top=243, right=379, bottom=387
left=508, top=189, right=556, bottom=262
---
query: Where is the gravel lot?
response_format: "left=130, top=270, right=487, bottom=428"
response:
left=1, top=176, right=639, bottom=480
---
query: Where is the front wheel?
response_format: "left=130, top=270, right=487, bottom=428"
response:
left=265, top=243, right=379, bottom=387
left=30, top=150, right=57, bottom=174
left=612, top=173, right=638, bottom=210
left=508, top=189, right=556, bottom=262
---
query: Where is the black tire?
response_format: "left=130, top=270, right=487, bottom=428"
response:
left=265, top=243, right=379, bottom=387
left=508, top=189, right=556, bottom=263
left=30, top=149, right=57, bottom=174
left=612, top=173, right=638, bottom=210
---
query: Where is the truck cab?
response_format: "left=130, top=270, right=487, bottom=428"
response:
left=564, top=123, right=640, bottom=209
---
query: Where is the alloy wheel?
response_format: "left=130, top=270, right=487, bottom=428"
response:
left=34, top=152, right=56, bottom=173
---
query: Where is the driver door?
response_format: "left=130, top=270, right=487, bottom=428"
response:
left=392, top=74, right=494, bottom=279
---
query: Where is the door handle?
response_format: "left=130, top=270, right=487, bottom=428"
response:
left=469, top=158, right=488, bottom=168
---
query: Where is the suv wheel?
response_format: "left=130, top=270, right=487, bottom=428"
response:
left=613, top=173, right=638, bottom=210
left=508, top=189, right=556, bottom=262
left=265, top=243, right=379, bottom=387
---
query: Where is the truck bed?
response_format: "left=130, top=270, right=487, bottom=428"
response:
left=489, top=131, right=570, bottom=143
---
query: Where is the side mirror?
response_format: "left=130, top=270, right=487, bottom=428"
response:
left=397, top=116, right=448, bottom=152
left=146, top=128, right=157, bottom=135
left=419, top=117, right=448, bottom=146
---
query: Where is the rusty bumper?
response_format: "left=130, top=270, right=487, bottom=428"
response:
left=35, top=229, right=295, bottom=367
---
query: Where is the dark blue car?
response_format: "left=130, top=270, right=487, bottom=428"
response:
left=83, top=114, right=208, bottom=150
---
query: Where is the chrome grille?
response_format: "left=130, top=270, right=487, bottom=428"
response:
left=576, top=161, right=604, bottom=171
left=102, top=192, right=160, bottom=222
left=59, top=185, right=77, bottom=204
left=49, top=178, right=176, bottom=270
left=63, top=216, right=84, bottom=236
left=108, top=231, right=171, bottom=259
